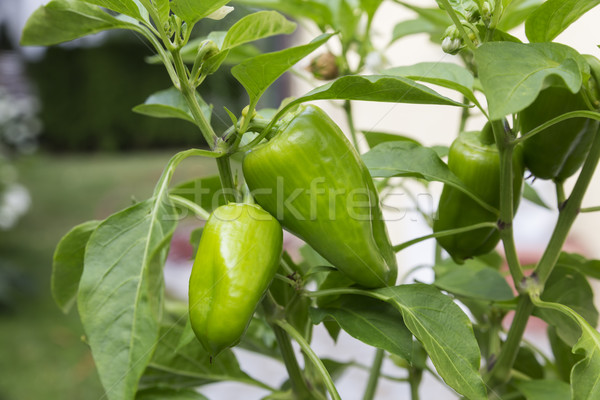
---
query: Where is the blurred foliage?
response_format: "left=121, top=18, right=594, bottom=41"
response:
left=27, top=33, right=247, bottom=151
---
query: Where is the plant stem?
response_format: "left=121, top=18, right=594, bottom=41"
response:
left=409, top=367, right=422, bottom=400
left=263, top=296, right=314, bottom=400
left=344, top=100, right=360, bottom=149
left=486, top=295, right=534, bottom=385
left=581, top=206, right=600, bottom=213
left=169, top=194, right=210, bottom=219
left=272, top=324, right=314, bottom=400
left=489, top=128, right=600, bottom=385
left=216, top=156, right=237, bottom=203
left=490, top=120, right=524, bottom=284
left=535, top=128, right=600, bottom=283
left=458, top=96, right=470, bottom=133
left=171, top=49, right=219, bottom=148
left=555, top=181, right=566, bottom=207
left=276, top=319, right=341, bottom=400
left=393, top=222, right=498, bottom=253
left=362, top=349, right=385, bottom=400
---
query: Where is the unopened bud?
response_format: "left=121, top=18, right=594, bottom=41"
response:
left=309, top=52, right=339, bottom=80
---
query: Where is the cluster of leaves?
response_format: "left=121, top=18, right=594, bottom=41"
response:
left=21, top=0, right=600, bottom=399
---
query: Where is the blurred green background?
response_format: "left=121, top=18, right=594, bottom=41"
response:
left=0, top=4, right=287, bottom=399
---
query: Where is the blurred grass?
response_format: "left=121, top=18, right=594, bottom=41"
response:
left=0, top=152, right=215, bottom=400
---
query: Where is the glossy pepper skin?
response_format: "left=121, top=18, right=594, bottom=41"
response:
left=519, top=86, right=599, bottom=181
left=188, top=203, right=283, bottom=357
left=434, top=128, right=524, bottom=262
left=242, top=105, right=397, bottom=288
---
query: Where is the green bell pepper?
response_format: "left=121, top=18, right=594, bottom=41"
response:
left=242, top=105, right=397, bottom=288
left=519, top=86, right=599, bottom=182
left=434, top=126, right=524, bottom=262
left=188, top=203, right=283, bottom=357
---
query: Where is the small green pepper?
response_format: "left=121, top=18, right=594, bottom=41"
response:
left=434, top=126, right=524, bottom=262
left=188, top=203, right=283, bottom=357
left=519, top=86, right=599, bottom=181
left=242, top=105, right=397, bottom=288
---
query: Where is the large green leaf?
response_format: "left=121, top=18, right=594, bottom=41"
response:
left=133, top=87, right=212, bottom=125
left=136, top=388, right=209, bottom=400
left=286, top=74, right=465, bottom=110
left=498, top=0, right=544, bottom=32
left=362, top=141, right=496, bottom=213
left=170, top=175, right=227, bottom=213
left=234, top=0, right=333, bottom=28
left=51, top=220, right=101, bottom=313
left=77, top=150, right=199, bottom=400
left=140, top=324, right=259, bottom=389
left=557, top=252, right=600, bottom=280
left=525, top=0, right=600, bottom=43
left=514, top=379, right=571, bottom=400
left=232, top=33, right=333, bottom=107
left=377, top=284, right=487, bottom=400
left=360, top=0, right=384, bottom=19
left=170, top=0, right=231, bottom=24
left=475, top=42, right=588, bottom=119
left=535, top=266, right=599, bottom=346
left=434, top=259, right=514, bottom=301
left=310, top=296, right=413, bottom=361
left=390, top=18, right=441, bottom=43
left=20, top=0, right=137, bottom=46
left=81, top=0, right=148, bottom=21
left=384, top=62, right=480, bottom=108
left=221, top=11, right=296, bottom=50
left=531, top=298, right=600, bottom=400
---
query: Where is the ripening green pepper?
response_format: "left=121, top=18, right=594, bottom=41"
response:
left=519, top=86, right=599, bottom=181
left=242, top=105, right=397, bottom=288
left=434, top=126, right=524, bottom=262
left=188, top=203, right=283, bottom=357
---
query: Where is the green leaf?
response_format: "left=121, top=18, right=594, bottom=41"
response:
left=362, top=141, right=496, bottom=213
left=133, top=87, right=212, bottom=125
left=396, top=2, right=452, bottom=29
left=535, top=266, right=599, bottom=346
left=525, top=0, right=600, bottom=43
left=171, top=175, right=227, bottom=213
left=514, top=346, right=545, bottom=380
left=170, top=0, right=232, bottom=24
left=331, top=0, right=360, bottom=45
left=51, top=220, right=101, bottom=313
left=475, top=42, right=589, bottom=120
left=498, top=0, right=544, bottom=32
left=136, top=388, right=209, bottom=400
left=531, top=298, right=600, bottom=400
left=514, top=379, right=571, bottom=400
left=377, top=284, right=487, bottom=400
left=140, top=324, right=256, bottom=389
left=78, top=150, right=196, bottom=400
left=310, top=296, right=413, bottom=361
left=222, top=11, right=297, bottom=50
left=391, top=18, right=441, bottom=43
left=523, top=182, right=551, bottom=210
left=81, top=0, right=147, bottom=21
left=78, top=200, right=176, bottom=400
left=362, top=131, right=419, bottom=149
left=360, top=0, right=384, bottom=19
left=384, top=62, right=480, bottom=109
left=232, top=33, right=333, bottom=108
left=557, top=252, right=600, bottom=280
left=286, top=74, right=466, bottom=112
left=434, top=259, right=515, bottom=301
left=233, top=0, right=333, bottom=28
left=548, top=325, right=582, bottom=383
left=20, top=0, right=136, bottom=46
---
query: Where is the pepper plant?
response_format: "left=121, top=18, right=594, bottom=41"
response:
left=21, top=0, right=600, bottom=399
